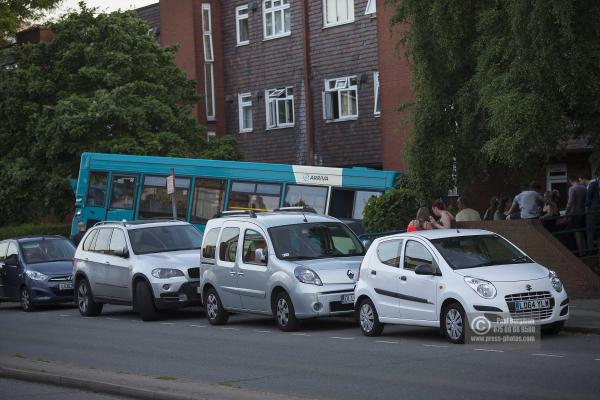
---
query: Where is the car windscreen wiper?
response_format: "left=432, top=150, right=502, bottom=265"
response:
left=511, top=255, right=531, bottom=263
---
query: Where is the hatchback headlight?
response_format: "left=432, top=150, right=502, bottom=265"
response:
left=464, top=276, right=497, bottom=299
left=26, top=270, right=48, bottom=281
left=294, top=267, right=323, bottom=286
left=548, top=270, right=563, bottom=293
left=151, top=268, right=184, bottom=279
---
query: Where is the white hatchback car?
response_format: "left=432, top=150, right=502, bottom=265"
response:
left=355, top=229, right=569, bottom=343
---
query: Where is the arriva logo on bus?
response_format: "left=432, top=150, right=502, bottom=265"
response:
left=293, top=166, right=342, bottom=187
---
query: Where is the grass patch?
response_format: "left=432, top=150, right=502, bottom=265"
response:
left=35, top=358, right=50, bottom=363
left=217, top=381, right=241, bottom=389
left=13, top=353, right=26, bottom=359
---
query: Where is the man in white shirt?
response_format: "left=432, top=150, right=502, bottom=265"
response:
left=455, top=197, right=481, bottom=222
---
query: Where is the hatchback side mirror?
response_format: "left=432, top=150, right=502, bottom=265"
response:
left=361, top=239, right=371, bottom=250
left=4, top=254, right=18, bottom=266
left=114, top=247, right=129, bottom=258
left=414, top=264, right=435, bottom=275
left=255, top=248, right=267, bottom=264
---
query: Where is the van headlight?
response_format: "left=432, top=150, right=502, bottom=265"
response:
left=548, top=270, right=563, bottom=293
left=26, top=270, right=48, bottom=281
left=464, top=276, right=497, bottom=299
left=151, top=268, right=184, bottom=279
left=294, top=267, right=323, bottom=286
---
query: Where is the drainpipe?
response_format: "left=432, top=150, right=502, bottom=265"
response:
left=300, top=0, right=315, bottom=164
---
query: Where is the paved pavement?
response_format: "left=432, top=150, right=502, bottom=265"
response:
left=567, top=299, right=600, bottom=333
left=0, top=302, right=599, bottom=400
left=0, top=377, right=124, bottom=400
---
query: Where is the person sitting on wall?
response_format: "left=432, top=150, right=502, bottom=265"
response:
left=429, top=200, right=455, bottom=229
left=483, top=196, right=499, bottom=221
left=407, top=207, right=433, bottom=232
left=455, top=197, right=482, bottom=222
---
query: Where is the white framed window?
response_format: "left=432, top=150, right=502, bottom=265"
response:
left=373, top=71, right=380, bottom=116
left=323, top=76, right=358, bottom=121
left=324, top=0, right=354, bottom=27
left=207, top=131, right=216, bottom=138
left=266, top=87, right=294, bottom=129
left=238, top=93, right=253, bottom=133
left=263, top=0, right=291, bottom=39
left=365, top=0, right=376, bottom=15
left=202, top=3, right=215, bottom=120
left=236, top=5, right=249, bottom=46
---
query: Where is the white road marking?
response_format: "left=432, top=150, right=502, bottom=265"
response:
left=58, top=314, right=70, bottom=317
left=473, top=348, right=504, bottom=353
left=189, top=324, right=206, bottom=328
left=221, top=327, right=240, bottom=331
left=375, top=340, right=399, bottom=344
left=531, top=353, right=565, bottom=358
left=292, top=333, right=311, bottom=336
left=423, top=344, right=448, bottom=348
left=160, top=322, right=175, bottom=325
left=254, top=330, right=271, bottom=333
left=104, top=317, right=117, bottom=320
left=594, top=358, right=600, bottom=361
left=329, top=336, right=354, bottom=340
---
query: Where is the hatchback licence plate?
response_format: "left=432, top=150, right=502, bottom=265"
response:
left=514, top=299, right=550, bottom=311
left=59, top=283, right=73, bottom=291
left=341, top=294, right=355, bottom=304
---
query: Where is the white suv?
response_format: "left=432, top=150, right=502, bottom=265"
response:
left=355, top=229, right=569, bottom=343
left=73, top=220, right=203, bottom=321
left=199, top=209, right=365, bottom=331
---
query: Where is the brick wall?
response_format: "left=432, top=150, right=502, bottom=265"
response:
left=458, top=219, right=600, bottom=298
left=308, top=0, right=382, bottom=168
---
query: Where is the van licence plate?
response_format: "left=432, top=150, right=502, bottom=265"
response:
left=341, top=294, right=355, bottom=304
left=514, top=299, right=550, bottom=311
left=59, top=283, right=73, bottom=291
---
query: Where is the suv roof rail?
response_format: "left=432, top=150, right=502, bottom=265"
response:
left=274, top=206, right=318, bottom=214
left=215, top=210, right=257, bottom=218
left=92, top=220, right=127, bottom=227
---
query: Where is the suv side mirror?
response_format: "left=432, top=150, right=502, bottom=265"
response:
left=414, top=264, right=435, bottom=275
left=255, top=248, right=267, bottom=264
left=114, top=247, right=129, bottom=258
left=4, top=254, right=18, bottom=266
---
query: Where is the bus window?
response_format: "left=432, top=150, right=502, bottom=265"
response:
left=353, top=190, right=381, bottom=219
left=284, top=185, right=328, bottom=214
left=138, top=175, right=190, bottom=220
left=329, top=188, right=381, bottom=220
left=191, top=178, right=226, bottom=223
left=86, top=172, right=108, bottom=207
left=228, top=181, right=281, bottom=211
left=110, top=175, right=137, bottom=210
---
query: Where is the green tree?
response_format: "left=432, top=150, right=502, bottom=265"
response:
left=0, top=5, right=241, bottom=225
left=362, top=177, right=420, bottom=233
left=390, top=0, right=600, bottom=197
left=0, top=0, right=61, bottom=44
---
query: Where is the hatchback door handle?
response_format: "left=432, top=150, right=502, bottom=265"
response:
left=105, top=261, right=110, bottom=264
left=229, top=271, right=236, bottom=276
left=400, top=276, right=407, bottom=281
left=237, top=272, right=244, bottom=276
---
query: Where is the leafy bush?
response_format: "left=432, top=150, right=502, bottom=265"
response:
left=0, top=223, right=71, bottom=241
left=363, top=185, right=420, bottom=233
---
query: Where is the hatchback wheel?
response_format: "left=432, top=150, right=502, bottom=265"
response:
left=135, top=281, right=160, bottom=322
left=20, top=287, right=35, bottom=312
left=76, top=279, right=103, bottom=316
left=204, top=287, right=228, bottom=325
left=442, top=302, right=466, bottom=344
left=274, top=291, right=300, bottom=332
left=358, top=298, right=383, bottom=336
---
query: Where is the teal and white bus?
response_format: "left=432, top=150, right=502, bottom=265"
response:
left=71, top=152, right=399, bottom=236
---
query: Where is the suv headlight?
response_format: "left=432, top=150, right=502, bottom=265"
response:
left=26, top=270, right=48, bottom=281
left=548, top=270, right=563, bottom=293
left=464, top=276, right=497, bottom=299
left=294, top=267, right=323, bottom=286
left=151, top=268, right=184, bottom=279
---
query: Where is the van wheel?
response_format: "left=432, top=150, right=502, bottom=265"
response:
left=135, top=281, right=160, bottom=322
left=358, top=298, right=383, bottom=336
left=274, top=291, right=300, bottom=332
left=442, top=302, right=466, bottom=344
left=20, top=287, right=35, bottom=312
left=76, top=279, right=103, bottom=316
left=204, top=287, right=228, bottom=325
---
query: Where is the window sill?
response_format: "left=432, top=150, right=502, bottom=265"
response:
left=324, top=117, right=358, bottom=123
left=323, top=19, right=355, bottom=29
left=237, top=41, right=249, bottom=47
left=266, top=124, right=295, bottom=130
left=239, top=129, right=253, bottom=134
left=374, top=112, right=381, bottom=118
left=207, top=117, right=216, bottom=122
left=263, top=32, right=291, bottom=41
